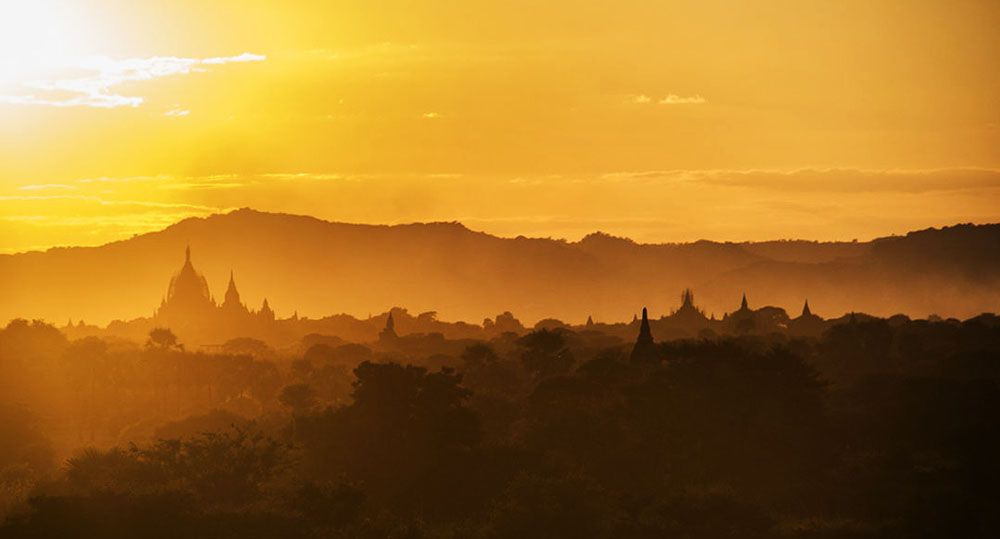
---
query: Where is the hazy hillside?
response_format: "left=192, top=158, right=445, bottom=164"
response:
left=1, top=209, right=997, bottom=325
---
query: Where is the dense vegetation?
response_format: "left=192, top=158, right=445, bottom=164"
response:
left=1, top=314, right=998, bottom=538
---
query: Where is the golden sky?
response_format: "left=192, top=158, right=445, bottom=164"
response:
left=1, top=0, right=999, bottom=252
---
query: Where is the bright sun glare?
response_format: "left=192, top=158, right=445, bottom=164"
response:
left=0, top=1, right=105, bottom=86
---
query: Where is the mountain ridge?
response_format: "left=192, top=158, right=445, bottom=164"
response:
left=8, top=206, right=962, bottom=258
left=1, top=208, right=997, bottom=325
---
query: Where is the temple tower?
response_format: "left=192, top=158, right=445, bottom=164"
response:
left=221, top=270, right=249, bottom=316
left=629, top=307, right=657, bottom=363
left=379, top=311, right=398, bottom=342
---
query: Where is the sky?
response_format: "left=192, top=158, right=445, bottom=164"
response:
left=1, top=0, right=998, bottom=253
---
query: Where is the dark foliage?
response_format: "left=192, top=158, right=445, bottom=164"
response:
left=2, top=315, right=999, bottom=538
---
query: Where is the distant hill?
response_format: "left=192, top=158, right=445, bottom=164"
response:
left=1, top=209, right=997, bottom=325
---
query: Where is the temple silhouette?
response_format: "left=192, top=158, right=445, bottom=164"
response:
left=66, top=248, right=833, bottom=349
left=153, top=246, right=276, bottom=336
left=628, top=288, right=830, bottom=357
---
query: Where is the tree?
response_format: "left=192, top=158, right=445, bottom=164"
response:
left=295, top=362, right=482, bottom=516
left=292, top=481, right=365, bottom=529
left=279, top=383, right=318, bottom=414
left=220, top=337, right=273, bottom=358
left=63, top=337, right=110, bottom=441
left=146, top=328, right=180, bottom=351
left=518, top=329, right=575, bottom=378
left=64, top=426, right=288, bottom=506
left=461, top=343, right=500, bottom=368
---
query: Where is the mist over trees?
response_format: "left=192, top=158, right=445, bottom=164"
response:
left=1, top=307, right=999, bottom=538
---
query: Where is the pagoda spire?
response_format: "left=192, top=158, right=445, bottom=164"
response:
left=185, top=244, right=191, bottom=263
left=740, top=293, right=749, bottom=311
left=802, top=300, right=812, bottom=317
left=226, top=270, right=237, bottom=294
left=258, top=298, right=275, bottom=321
left=681, top=288, right=694, bottom=308
left=222, top=269, right=245, bottom=311
left=380, top=310, right=398, bottom=342
left=630, top=307, right=657, bottom=362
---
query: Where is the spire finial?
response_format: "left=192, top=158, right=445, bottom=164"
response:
left=682, top=288, right=694, bottom=307
left=740, top=293, right=748, bottom=310
left=802, top=299, right=811, bottom=317
left=185, top=244, right=191, bottom=263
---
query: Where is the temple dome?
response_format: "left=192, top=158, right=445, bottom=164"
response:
left=157, top=246, right=216, bottom=323
left=167, top=246, right=211, bottom=304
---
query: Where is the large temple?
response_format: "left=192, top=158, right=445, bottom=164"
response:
left=154, top=246, right=276, bottom=333
left=664, top=288, right=710, bottom=329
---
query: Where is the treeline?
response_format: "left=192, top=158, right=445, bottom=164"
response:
left=1, top=314, right=999, bottom=537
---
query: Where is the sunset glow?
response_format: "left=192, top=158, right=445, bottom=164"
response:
left=1, top=1, right=999, bottom=252
left=2, top=4, right=1000, bottom=536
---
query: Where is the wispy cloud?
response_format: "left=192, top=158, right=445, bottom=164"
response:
left=627, top=93, right=706, bottom=105
left=694, top=167, right=1000, bottom=194
left=596, top=168, right=1000, bottom=194
left=0, top=194, right=220, bottom=211
left=18, top=183, right=78, bottom=192
left=0, top=53, right=266, bottom=109
left=659, top=94, right=706, bottom=105
left=159, top=181, right=245, bottom=191
left=164, top=108, right=191, bottom=117
left=313, top=42, right=420, bottom=63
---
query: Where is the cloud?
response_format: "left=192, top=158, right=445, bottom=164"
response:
left=422, top=112, right=441, bottom=119
left=159, top=182, right=245, bottom=191
left=313, top=42, right=420, bottom=63
left=261, top=172, right=347, bottom=182
left=25, top=168, right=997, bottom=198
left=164, top=108, right=191, bottom=117
left=0, top=194, right=220, bottom=211
left=628, top=94, right=706, bottom=105
left=18, top=183, right=77, bottom=191
left=659, top=94, right=706, bottom=105
left=599, top=170, right=692, bottom=181
left=203, top=53, right=266, bottom=64
left=593, top=168, right=1000, bottom=194
left=0, top=53, right=266, bottom=109
left=694, top=168, right=1000, bottom=194
left=77, top=174, right=171, bottom=184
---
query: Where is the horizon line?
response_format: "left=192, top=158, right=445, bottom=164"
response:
left=2, top=206, right=997, bottom=256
